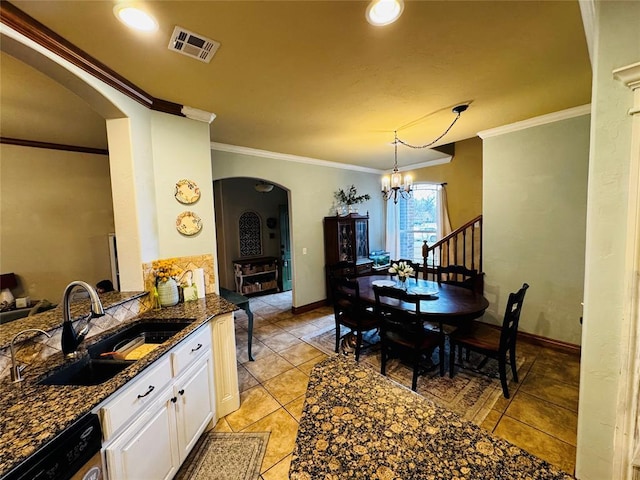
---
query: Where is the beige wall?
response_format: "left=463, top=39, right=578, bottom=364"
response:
left=482, top=113, right=590, bottom=346
left=214, top=178, right=288, bottom=291
left=411, top=137, right=483, bottom=228
left=576, top=2, right=640, bottom=478
left=0, top=144, right=114, bottom=301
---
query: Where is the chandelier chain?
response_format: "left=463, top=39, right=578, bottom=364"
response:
left=395, top=110, right=463, bottom=149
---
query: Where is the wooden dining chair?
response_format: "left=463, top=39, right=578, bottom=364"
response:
left=330, top=276, right=379, bottom=361
left=373, top=285, right=441, bottom=390
left=437, top=264, right=483, bottom=294
left=448, top=283, right=529, bottom=398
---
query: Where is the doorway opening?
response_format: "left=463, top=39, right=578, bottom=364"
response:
left=213, top=177, right=292, bottom=297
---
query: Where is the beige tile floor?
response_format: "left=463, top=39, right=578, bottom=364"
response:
left=213, top=291, right=580, bottom=478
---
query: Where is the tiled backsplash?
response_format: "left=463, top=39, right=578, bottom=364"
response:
left=0, top=254, right=215, bottom=381
left=142, top=254, right=216, bottom=295
left=0, top=295, right=151, bottom=380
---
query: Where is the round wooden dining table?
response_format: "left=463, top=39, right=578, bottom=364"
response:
left=356, top=274, right=490, bottom=323
left=355, top=275, right=490, bottom=376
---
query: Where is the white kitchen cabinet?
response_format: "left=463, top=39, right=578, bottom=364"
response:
left=174, top=356, right=215, bottom=460
left=104, top=393, right=180, bottom=480
left=102, top=323, right=217, bottom=480
left=210, top=312, right=239, bottom=417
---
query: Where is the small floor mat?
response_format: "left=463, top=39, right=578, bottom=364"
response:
left=174, top=431, right=269, bottom=480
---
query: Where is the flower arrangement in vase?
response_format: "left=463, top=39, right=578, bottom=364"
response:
left=152, top=258, right=183, bottom=307
left=388, top=261, right=415, bottom=290
left=334, top=184, right=371, bottom=215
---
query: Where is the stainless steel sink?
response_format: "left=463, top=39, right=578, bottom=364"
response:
left=37, top=320, right=191, bottom=386
left=87, top=320, right=192, bottom=360
left=38, top=357, right=132, bottom=386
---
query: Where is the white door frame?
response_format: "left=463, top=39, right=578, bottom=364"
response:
left=612, top=61, right=640, bottom=480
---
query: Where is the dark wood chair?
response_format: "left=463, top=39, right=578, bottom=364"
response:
left=330, top=276, right=379, bottom=361
left=373, top=285, right=441, bottom=390
left=437, top=264, right=483, bottom=294
left=448, top=283, right=529, bottom=398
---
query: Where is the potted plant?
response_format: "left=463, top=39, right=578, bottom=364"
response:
left=334, top=185, right=371, bottom=215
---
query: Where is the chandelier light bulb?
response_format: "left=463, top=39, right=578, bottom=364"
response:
left=366, top=0, right=404, bottom=26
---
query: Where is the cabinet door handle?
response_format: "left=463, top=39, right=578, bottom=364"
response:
left=171, top=396, right=177, bottom=403
left=178, top=389, right=185, bottom=396
left=191, top=343, right=203, bottom=353
left=137, top=385, right=155, bottom=399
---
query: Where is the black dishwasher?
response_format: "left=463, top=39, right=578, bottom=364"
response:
left=1, top=413, right=103, bottom=480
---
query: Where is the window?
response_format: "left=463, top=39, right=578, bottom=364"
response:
left=398, top=184, right=440, bottom=263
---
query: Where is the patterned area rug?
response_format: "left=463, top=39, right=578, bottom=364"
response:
left=303, top=326, right=524, bottom=425
left=174, top=432, right=269, bottom=480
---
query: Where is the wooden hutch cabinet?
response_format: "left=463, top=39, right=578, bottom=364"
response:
left=323, top=213, right=373, bottom=273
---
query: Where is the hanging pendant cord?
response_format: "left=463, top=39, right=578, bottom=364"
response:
left=396, top=110, right=463, bottom=149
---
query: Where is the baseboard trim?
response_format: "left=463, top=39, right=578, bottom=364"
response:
left=479, top=320, right=581, bottom=355
left=292, top=299, right=326, bottom=315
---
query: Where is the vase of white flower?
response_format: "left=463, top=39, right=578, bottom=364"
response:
left=388, top=261, right=414, bottom=291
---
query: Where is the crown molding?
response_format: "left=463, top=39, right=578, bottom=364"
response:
left=182, top=106, right=217, bottom=124
left=613, top=62, right=640, bottom=116
left=578, top=0, right=595, bottom=67
left=1, top=136, right=108, bottom=155
left=0, top=1, right=184, bottom=117
left=211, top=142, right=384, bottom=174
left=477, top=104, right=592, bottom=139
left=211, top=142, right=452, bottom=174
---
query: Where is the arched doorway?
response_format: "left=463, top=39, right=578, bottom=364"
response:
left=213, top=177, right=292, bottom=296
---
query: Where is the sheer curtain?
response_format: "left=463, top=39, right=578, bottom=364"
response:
left=385, top=199, right=401, bottom=260
left=437, top=184, right=452, bottom=239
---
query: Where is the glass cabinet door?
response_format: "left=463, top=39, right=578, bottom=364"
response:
left=355, top=219, right=369, bottom=260
left=338, top=222, right=354, bottom=261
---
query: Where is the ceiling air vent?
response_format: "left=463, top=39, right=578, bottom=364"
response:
left=168, top=26, right=220, bottom=63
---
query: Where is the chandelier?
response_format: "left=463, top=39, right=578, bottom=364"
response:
left=381, top=131, right=412, bottom=204
left=381, top=104, right=468, bottom=204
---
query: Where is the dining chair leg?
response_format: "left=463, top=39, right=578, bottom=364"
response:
left=412, top=350, right=420, bottom=391
left=498, top=354, right=509, bottom=398
left=509, top=343, right=519, bottom=383
left=334, top=323, right=340, bottom=353
left=439, top=328, right=445, bottom=377
left=355, top=330, right=363, bottom=361
left=381, top=344, right=387, bottom=376
left=449, top=342, right=456, bottom=378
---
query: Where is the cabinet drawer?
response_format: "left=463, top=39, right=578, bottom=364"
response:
left=171, top=324, right=211, bottom=377
left=101, top=355, right=172, bottom=439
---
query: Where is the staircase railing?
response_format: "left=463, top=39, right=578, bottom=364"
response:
left=422, top=215, right=483, bottom=281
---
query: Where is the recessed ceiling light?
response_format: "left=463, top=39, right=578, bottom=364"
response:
left=366, top=0, right=404, bottom=26
left=113, top=5, right=158, bottom=32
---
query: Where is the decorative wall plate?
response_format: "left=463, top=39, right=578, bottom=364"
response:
left=176, top=211, right=202, bottom=236
left=175, top=179, right=200, bottom=204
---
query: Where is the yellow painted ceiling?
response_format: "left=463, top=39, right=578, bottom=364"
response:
left=6, top=1, right=591, bottom=170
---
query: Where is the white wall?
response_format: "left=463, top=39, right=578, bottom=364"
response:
left=576, top=2, right=640, bottom=478
left=211, top=148, right=384, bottom=308
left=482, top=113, right=590, bottom=346
left=150, top=112, right=216, bottom=261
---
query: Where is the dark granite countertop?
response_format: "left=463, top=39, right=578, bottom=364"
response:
left=0, top=293, right=237, bottom=478
left=0, top=291, right=148, bottom=349
left=290, top=356, right=575, bottom=480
